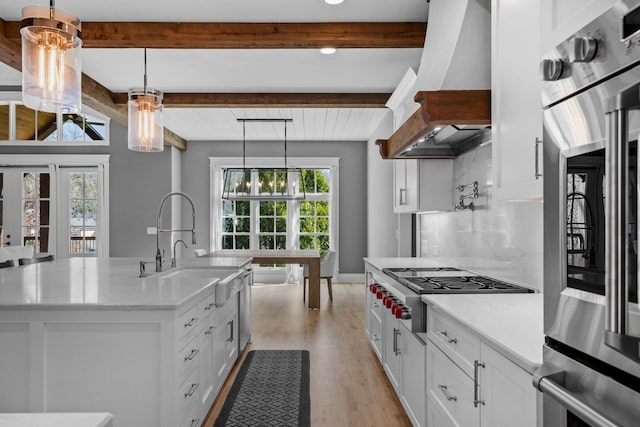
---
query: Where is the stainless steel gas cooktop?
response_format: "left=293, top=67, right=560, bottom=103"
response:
left=382, top=267, right=534, bottom=295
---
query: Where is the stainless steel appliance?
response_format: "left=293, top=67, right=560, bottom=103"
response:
left=383, top=267, right=534, bottom=294
left=535, top=1, right=640, bottom=425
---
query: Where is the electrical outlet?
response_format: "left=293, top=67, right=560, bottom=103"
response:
left=147, top=227, right=157, bottom=235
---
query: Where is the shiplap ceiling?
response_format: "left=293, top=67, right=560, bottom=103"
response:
left=0, top=0, right=428, bottom=144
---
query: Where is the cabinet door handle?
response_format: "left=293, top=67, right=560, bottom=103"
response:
left=204, top=325, right=214, bottom=335
left=437, top=330, right=458, bottom=344
left=438, top=384, right=458, bottom=402
left=184, top=317, right=198, bottom=328
left=399, top=188, right=407, bottom=205
left=184, top=382, right=199, bottom=398
left=184, top=348, right=199, bottom=361
left=474, top=360, right=485, bottom=407
left=227, top=320, right=234, bottom=342
left=371, top=333, right=380, bottom=341
left=535, top=137, right=543, bottom=180
left=393, top=328, right=401, bottom=356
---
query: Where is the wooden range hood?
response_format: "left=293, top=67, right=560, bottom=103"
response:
left=376, top=90, right=491, bottom=160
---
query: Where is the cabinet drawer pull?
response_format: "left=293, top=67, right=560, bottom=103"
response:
left=370, top=333, right=380, bottom=341
left=184, top=382, right=199, bottom=398
left=189, top=418, right=200, bottom=427
left=438, top=384, right=458, bottom=402
left=372, top=302, right=380, bottom=308
left=204, top=326, right=214, bottom=335
left=227, top=320, right=234, bottom=342
left=399, top=188, right=407, bottom=205
left=184, top=348, right=199, bottom=361
left=204, top=303, right=215, bottom=311
left=474, top=360, right=485, bottom=407
left=437, top=330, right=458, bottom=344
left=535, top=137, right=543, bottom=180
left=184, top=317, right=198, bottom=328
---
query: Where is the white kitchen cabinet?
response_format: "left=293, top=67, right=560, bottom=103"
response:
left=382, top=306, right=402, bottom=392
left=364, top=274, right=383, bottom=362
left=478, top=342, right=536, bottom=427
left=400, top=329, right=427, bottom=427
left=212, top=295, right=239, bottom=395
left=198, top=293, right=217, bottom=420
left=426, top=305, right=537, bottom=427
left=491, top=0, right=543, bottom=201
left=393, top=159, right=453, bottom=213
left=540, top=0, right=617, bottom=51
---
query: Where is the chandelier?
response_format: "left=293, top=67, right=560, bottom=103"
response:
left=128, top=48, right=164, bottom=152
left=222, top=119, right=306, bottom=201
left=20, top=0, right=82, bottom=113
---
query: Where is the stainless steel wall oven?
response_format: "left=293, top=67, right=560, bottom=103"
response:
left=535, top=1, right=640, bottom=426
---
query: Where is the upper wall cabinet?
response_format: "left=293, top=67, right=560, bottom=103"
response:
left=540, top=0, right=617, bottom=52
left=491, top=0, right=543, bottom=201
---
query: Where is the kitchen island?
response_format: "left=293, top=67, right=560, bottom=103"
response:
left=0, top=257, right=251, bottom=427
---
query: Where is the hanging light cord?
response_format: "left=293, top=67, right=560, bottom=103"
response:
left=49, top=0, right=54, bottom=19
left=143, top=48, right=148, bottom=94
left=284, top=120, right=288, bottom=168
left=242, top=120, right=246, bottom=169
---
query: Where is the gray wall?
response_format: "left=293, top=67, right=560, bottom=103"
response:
left=108, top=121, right=171, bottom=258
left=181, top=139, right=368, bottom=274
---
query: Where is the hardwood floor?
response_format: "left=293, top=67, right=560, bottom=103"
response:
left=202, top=282, right=412, bottom=427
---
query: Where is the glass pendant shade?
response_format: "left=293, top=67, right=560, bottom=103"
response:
left=20, top=5, right=82, bottom=113
left=127, top=88, right=164, bottom=152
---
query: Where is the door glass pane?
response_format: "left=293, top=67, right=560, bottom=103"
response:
left=21, top=172, right=50, bottom=252
left=68, top=171, right=98, bottom=256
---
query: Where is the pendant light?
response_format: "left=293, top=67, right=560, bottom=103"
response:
left=20, top=0, right=82, bottom=113
left=222, top=119, right=306, bottom=201
left=128, top=48, right=164, bottom=152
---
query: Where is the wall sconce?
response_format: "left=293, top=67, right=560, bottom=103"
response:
left=128, top=48, right=164, bottom=152
left=20, top=0, right=82, bottom=113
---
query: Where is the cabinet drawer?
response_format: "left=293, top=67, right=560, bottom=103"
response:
left=370, top=296, right=383, bottom=322
left=214, top=294, right=237, bottom=326
left=177, top=304, right=199, bottom=343
left=198, top=292, right=216, bottom=321
left=427, top=343, right=479, bottom=427
left=179, top=393, right=201, bottom=427
left=178, top=335, right=199, bottom=383
left=428, top=307, right=480, bottom=377
left=179, top=366, right=200, bottom=421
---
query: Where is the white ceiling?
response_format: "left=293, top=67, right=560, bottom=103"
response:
left=0, top=0, right=428, bottom=142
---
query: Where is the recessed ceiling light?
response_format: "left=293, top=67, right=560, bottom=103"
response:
left=324, top=0, right=344, bottom=4
left=320, top=47, right=337, bottom=55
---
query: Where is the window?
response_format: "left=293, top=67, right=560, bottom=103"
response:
left=68, top=171, right=98, bottom=255
left=211, top=157, right=338, bottom=281
left=221, top=200, right=251, bottom=249
left=0, top=99, right=109, bottom=145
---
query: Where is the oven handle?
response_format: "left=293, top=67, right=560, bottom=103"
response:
left=604, top=84, right=640, bottom=362
left=533, top=367, right=621, bottom=427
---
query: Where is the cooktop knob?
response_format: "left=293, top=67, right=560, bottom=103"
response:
left=569, top=36, right=597, bottom=63
left=540, top=58, right=564, bottom=81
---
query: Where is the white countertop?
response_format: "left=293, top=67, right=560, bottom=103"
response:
left=0, top=257, right=251, bottom=309
left=0, top=413, right=113, bottom=427
left=422, top=293, right=544, bottom=374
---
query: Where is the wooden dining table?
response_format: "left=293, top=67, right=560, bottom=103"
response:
left=204, top=250, right=322, bottom=309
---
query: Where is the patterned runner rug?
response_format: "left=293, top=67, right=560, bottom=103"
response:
left=214, top=350, right=311, bottom=427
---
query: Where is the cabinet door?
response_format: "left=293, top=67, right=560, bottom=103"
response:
left=394, top=160, right=420, bottom=213
left=382, top=309, right=402, bottom=392
left=212, top=319, right=228, bottom=396
left=198, top=319, right=215, bottom=418
left=478, top=343, right=536, bottom=427
left=400, top=327, right=426, bottom=427
left=491, top=0, right=543, bottom=201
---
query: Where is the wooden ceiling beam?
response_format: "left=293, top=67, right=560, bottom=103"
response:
left=3, top=21, right=426, bottom=49
left=111, top=92, right=391, bottom=108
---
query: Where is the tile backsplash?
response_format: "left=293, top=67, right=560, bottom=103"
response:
left=419, top=143, right=543, bottom=291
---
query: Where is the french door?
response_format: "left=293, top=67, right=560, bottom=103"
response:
left=0, top=167, right=52, bottom=253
